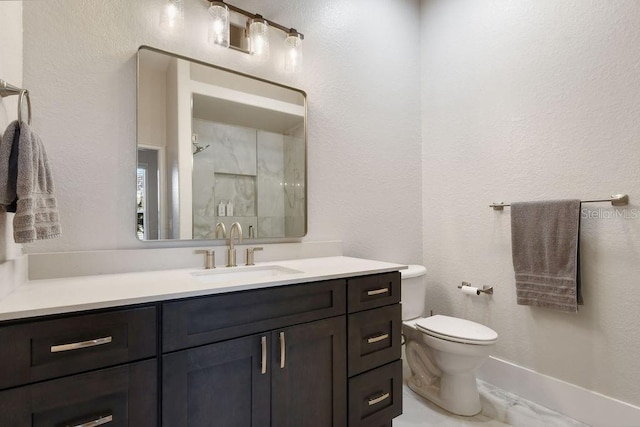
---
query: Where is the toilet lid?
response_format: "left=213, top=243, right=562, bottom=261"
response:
left=415, top=315, right=498, bottom=345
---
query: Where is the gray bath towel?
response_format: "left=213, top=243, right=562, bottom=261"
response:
left=510, top=200, right=582, bottom=313
left=0, top=121, right=61, bottom=243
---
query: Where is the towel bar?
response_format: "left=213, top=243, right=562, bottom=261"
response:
left=490, top=194, right=629, bottom=211
left=0, top=78, right=32, bottom=125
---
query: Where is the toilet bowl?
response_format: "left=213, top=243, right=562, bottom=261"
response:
left=401, top=265, right=498, bottom=416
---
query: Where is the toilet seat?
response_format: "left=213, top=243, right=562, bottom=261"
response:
left=415, top=315, right=498, bottom=345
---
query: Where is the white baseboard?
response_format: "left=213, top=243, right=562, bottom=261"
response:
left=477, top=356, right=640, bottom=427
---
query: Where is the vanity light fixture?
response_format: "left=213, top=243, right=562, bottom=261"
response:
left=159, top=0, right=184, bottom=31
left=208, top=1, right=230, bottom=47
left=284, top=30, right=303, bottom=73
left=205, top=0, right=305, bottom=72
left=248, top=15, right=270, bottom=60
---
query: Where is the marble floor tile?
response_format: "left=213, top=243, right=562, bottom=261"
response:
left=395, top=381, right=590, bottom=427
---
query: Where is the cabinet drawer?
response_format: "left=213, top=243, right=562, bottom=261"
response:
left=348, top=360, right=402, bottom=427
left=163, top=279, right=346, bottom=352
left=0, top=359, right=157, bottom=426
left=348, top=305, right=401, bottom=376
left=347, top=272, right=400, bottom=313
left=0, top=306, right=157, bottom=390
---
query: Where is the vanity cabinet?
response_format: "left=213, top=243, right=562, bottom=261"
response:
left=0, top=306, right=158, bottom=427
left=163, top=316, right=346, bottom=427
left=347, top=272, right=403, bottom=426
left=0, top=359, right=157, bottom=426
left=161, top=279, right=348, bottom=427
left=0, top=268, right=403, bottom=426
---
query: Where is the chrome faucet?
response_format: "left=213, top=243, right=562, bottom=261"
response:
left=215, top=222, right=227, bottom=239
left=227, top=222, right=243, bottom=267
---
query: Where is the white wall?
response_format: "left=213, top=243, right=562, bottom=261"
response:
left=21, top=0, right=423, bottom=267
left=421, top=0, right=640, bottom=407
left=0, top=1, right=25, bottom=297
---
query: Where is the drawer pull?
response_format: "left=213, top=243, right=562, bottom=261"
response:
left=368, top=392, right=390, bottom=406
left=51, top=336, right=113, bottom=353
left=261, top=336, right=267, bottom=374
left=367, top=287, right=389, bottom=296
left=69, top=414, right=113, bottom=427
left=367, top=333, right=389, bottom=344
left=279, top=332, right=286, bottom=369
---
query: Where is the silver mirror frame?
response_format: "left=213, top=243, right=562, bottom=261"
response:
left=136, top=45, right=308, bottom=241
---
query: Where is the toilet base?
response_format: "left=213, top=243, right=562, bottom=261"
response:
left=407, top=372, right=482, bottom=417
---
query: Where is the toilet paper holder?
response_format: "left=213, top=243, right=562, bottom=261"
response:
left=458, top=282, right=494, bottom=295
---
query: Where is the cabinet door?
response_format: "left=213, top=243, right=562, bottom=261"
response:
left=0, top=359, right=156, bottom=427
left=271, top=316, right=347, bottom=427
left=163, top=334, right=270, bottom=427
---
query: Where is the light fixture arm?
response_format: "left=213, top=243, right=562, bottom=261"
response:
left=208, top=0, right=304, bottom=39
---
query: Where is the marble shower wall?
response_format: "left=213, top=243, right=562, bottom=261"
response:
left=257, top=131, right=285, bottom=238
left=284, top=123, right=306, bottom=236
left=192, top=119, right=289, bottom=239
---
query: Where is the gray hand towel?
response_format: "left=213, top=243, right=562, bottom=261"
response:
left=510, top=200, right=582, bottom=313
left=1, top=121, right=62, bottom=243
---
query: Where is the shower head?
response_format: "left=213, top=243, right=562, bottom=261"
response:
left=192, top=142, right=210, bottom=155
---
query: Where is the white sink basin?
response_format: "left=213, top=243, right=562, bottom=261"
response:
left=191, top=265, right=304, bottom=284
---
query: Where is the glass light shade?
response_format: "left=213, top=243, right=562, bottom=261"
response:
left=159, top=0, right=184, bottom=31
left=284, top=33, right=303, bottom=73
left=208, top=2, right=230, bottom=47
left=249, top=17, right=270, bottom=61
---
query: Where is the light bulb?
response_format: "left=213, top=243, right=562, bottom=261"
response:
left=159, top=0, right=184, bottom=31
left=284, top=31, right=303, bottom=73
left=249, top=16, right=270, bottom=61
left=208, top=2, right=230, bottom=48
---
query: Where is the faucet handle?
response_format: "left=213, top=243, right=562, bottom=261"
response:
left=196, top=249, right=215, bottom=269
left=245, top=247, right=263, bottom=266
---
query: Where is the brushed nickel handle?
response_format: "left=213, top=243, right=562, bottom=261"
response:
left=69, top=414, right=113, bottom=427
left=279, top=332, right=286, bottom=369
left=368, top=392, right=390, bottom=406
left=367, top=287, right=389, bottom=296
left=367, top=333, right=389, bottom=344
left=51, top=336, right=112, bottom=353
left=261, top=336, right=267, bottom=374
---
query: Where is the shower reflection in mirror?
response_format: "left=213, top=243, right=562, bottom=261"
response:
left=137, top=47, right=306, bottom=241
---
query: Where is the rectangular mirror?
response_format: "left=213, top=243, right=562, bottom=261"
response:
left=137, top=46, right=307, bottom=241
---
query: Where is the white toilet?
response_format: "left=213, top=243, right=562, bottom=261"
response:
left=401, top=265, right=498, bottom=416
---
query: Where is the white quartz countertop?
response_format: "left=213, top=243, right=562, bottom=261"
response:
left=0, top=256, right=406, bottom=322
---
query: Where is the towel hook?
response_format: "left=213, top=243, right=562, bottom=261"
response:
left=0, top=79, right=32, bottom=125
left=18, top=89, right=32, bottom=125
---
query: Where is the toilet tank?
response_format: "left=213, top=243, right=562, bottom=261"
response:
left=400, top=265, right=428, bottom=320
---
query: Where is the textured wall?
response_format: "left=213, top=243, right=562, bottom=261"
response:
left=421, top=0, right=640, bottom=406
left=21, top=0, right=423, bottom=266
left=0, top=1, right=24, bottom=296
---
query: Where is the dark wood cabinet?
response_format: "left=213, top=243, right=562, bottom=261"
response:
left=0, top=359, right=157, bottom=427
left=0, top=306, right=158, bottom=427
left=348, top=304, right=402, bottom=376
left=163, top=279, right=346, bottom=352
left=163, top=315, right=347, bottom=427
left=0, top=306, right=156, bottom=390
left=162, top=334, right=270, bottom=427
left=347, top=273, right=403, bottom=426
left=271, top=315, right=347, bottom=427
left=348, top=360, right=403, bottom=427
left=0, top=270, right=402, bottom=427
